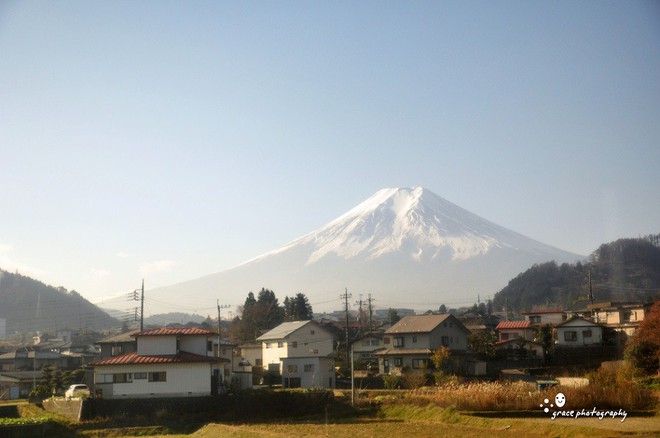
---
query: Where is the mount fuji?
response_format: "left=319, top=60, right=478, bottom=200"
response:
left=150, top=187, right=583, bottom=312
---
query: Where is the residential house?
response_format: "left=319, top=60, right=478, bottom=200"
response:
left=376, top=314, right=470, bottom=375
left=90, top=327, right=228, bottom=399
left=522, top=309, right=565, bottom=326
left=556, top=317, right=604, bottom=347
left=351, top=333, right=385, bottom=370
left=96, top=330, right=139, bottom=360
left=239, top=343, right=263, bottom=369
left=0, top=349, right=68, bottom=372
left=281, top=357, right=335, bottom=389
left=0, top=371, right=43, bottom=400
left=494, top=320, right=535, bottom=343
left=210, top=338, right=240, bottom=382
left=495, top=338, right=545, bottom=360
left=588, top=302, right=651, bottom=337
left=256, top=320, right=335, bottom=379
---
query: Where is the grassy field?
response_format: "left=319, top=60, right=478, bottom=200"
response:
left=77, top=404, right=659, bottom=438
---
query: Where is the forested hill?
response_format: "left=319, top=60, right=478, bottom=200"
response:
left=0, top=270, right=119, bottom=336
left=493, top=235, right=660, bottom=312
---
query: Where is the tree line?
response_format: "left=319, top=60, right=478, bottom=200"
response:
left=228, top=288, right=313, bottom=344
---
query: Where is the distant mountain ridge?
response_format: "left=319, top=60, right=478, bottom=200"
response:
left=493, top=235, right=660, bottom=311
left=0, top=270, right=119, bottom=335
left=150, top=187, right=583, bottom=312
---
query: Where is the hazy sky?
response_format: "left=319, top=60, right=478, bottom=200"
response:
left=1, top=1, right=659, bottom=315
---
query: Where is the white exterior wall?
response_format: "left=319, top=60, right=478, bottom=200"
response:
left=138, top=336, right=176, bottom=355
left=557, top=321, right=603, bottom=346
left=240, top=345, right=262, bottom=367
left=262, top=324, right=334, bottom=374
left=281, top=357, right=335, bottom=388
left=262, top=343, right=286, bottom=372
left=94, top=362, right=215, bottom=398
left=180, top=336, right=207, bottom=355
left=498, top=329, right=534, bottom=342
left=526, top=313, right=564, bottom=325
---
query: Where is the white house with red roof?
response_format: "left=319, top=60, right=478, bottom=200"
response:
left=494, top=320, right=535, bottom=342
left=90, top=328, right=228, bottom=399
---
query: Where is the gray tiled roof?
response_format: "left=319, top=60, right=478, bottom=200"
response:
left=257, top=320, right=318, bottom=341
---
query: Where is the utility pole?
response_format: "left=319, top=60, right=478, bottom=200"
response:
left=340, top=288, right=352, bottom=363
left=355, top=294, right=364, bottom=336
left=505, top=297, right=509, bottom=321
left=217, top=301, right=231, bottom=358
left=367, top=294, right=375, bottom=333
left=130, top=281, right=145, bottom=331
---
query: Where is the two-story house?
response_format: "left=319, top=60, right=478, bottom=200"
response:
left=256, top=320, right=335, bottom=388
left=96, top=330, right=139, bottom=360
left=588, top=302, right=650, bottom=337
left=521, top=309, right=565, bottom=327
left=376, top=314, right=470, bottom=375
left=556, top=317, right=604, bottom=347
left=495, top=320, right=535, bottom=342
left=90, top=328, right=228, bottom=399
left=351, top=333, right=385, bottom=370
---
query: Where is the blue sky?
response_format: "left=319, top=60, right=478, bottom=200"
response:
left=1, top=1, right=659, bottom=314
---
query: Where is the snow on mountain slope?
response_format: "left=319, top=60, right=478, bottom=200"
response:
left=149, top=187, right=583, bottom=313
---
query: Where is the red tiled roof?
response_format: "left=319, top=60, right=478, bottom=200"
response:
left=132, top=328, right=214, bottom=337
left=90, top=351, right=228, bottom=366
left=495, top=320, right=532, bottom=330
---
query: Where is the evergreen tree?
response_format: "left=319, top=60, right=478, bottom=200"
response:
left=284, top=293, right=313, bottom=321
left=439, top=304, right=447, bottom=314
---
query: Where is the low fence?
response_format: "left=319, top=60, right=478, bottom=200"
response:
left=85, top=390, right=336, bottom=423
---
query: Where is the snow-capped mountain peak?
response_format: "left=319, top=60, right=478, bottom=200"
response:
left=150, top=187, right=582, bottom=313
left=277, top=186, right=529, bottom=264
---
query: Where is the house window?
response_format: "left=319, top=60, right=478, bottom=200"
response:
left=266, top=343, right=272, bottom=349
left=304, top=364, right=314, bottom=372
left=277, top=342, right=284, bottom=348
left=207, top=341, right=213, bottom=352
left=113, top=373, right=133, bottom=383
left=384, top=337, right=390, bottom=345
left=412, top=359, right=428, bottom=369
left=412, top=336, right=417, bottom=343
left=96, top=374, right=113, bottom=384
left=310, top=330, right=315, bottom=335
left=501, top=333, right=509, bottom=341
left=134, top=373, right=147, bottom=380
left=564, top=331, right=577, bottom=342
left=290, top=341, right=298, bottom=348
left=394, top=337, right=404, bottom=347
left=149, top=372, right=167, bottom=382
left=363, top=339, right=380, bottom=347
left=583, top=330, right=592, bottom=338
left=394, top=358, right=403, bottom=367
left=530, top=316, right=541, bottom=324
left=286, top=364, right=298, bottom=374
left=441, top=336, right=449, bottom=346
left=111, top=345, right=123, bottom=356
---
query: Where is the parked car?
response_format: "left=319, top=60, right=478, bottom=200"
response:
left=65, top=384, right=90, bottom=399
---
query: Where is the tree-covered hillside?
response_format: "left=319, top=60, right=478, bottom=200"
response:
left=0, top=270, right=119, bottom=336
left=493, top=235, right=660, bottom=312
